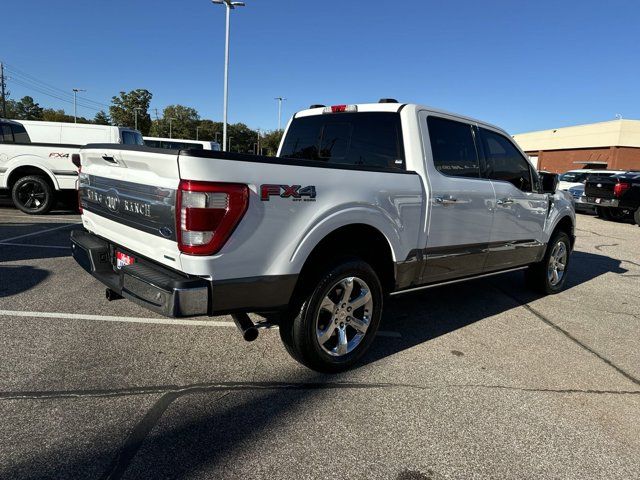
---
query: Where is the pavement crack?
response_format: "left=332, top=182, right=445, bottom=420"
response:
left=496, top=288, right=640, bottom=388
left=594, top=243, right=618, bottom=251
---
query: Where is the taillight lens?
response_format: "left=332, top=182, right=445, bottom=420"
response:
left=177, top=180, right=249, bottom=255
left=613, top=182, right=630, bottom=198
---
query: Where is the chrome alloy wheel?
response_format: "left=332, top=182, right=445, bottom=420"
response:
left=315, top=276, right=374, bottom=357
left=547, top=240, right=568, bottom=287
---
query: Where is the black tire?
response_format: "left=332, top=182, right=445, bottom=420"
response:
left=607, top=207, right=630, bottom=222
left=11, top=175, right=55, bottom=215
left=525, top=231, right=571, bottom=295
left=595, top=206, right=611, bottom=220
left=279, top=258, right=383, bottom=373
left=634, top=207, right=640, bottom=226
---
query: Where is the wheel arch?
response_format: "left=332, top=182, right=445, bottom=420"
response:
left=292, top=223, right=397, bottom=298
left=552, top=215, right=575, bottom=250
left=5, top=164, right=59, bottom=191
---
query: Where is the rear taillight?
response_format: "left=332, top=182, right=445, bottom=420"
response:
left=176, top=180, right=249, bottom=256
left=613, top=182, right=630, bottom=198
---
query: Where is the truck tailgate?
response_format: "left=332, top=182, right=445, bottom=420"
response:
left=78, top=146, right=183, bottom=271
left=584, top=175, right=616, bottom=199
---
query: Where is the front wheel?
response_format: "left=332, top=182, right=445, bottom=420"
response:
left=279, top=259, right=383, bottom=373
left=11, top=175, right=55, bottom=215
left=525, top=231, right=571, bottom=295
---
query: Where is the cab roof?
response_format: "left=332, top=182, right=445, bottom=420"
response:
left=293, top=102, right=506, bottom=134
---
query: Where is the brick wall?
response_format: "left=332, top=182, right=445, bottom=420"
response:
left=529, top=147, right=640, bottom=173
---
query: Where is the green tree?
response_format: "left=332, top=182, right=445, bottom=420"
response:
left=109, top=89, right=152, bottom=134
left=195, top=119, right=223, bottom=143
left=150, top=104, right=200, bottom=139
left=94, top=110, right=111, bottom=125
left=227, top=123, right=259, bottom=153
left=260, top=129, right=284, bottom=156
left=13, top=96, right=44, bottom=120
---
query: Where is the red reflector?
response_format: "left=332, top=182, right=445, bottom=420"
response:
left=331, top=105, right=347, bottom=113
left=184, top=207, right=226, bottom=231
left=613, top=182, right=630, bottom=198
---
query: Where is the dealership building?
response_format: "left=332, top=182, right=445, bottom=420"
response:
left=513, top=119, right=640, bottom=173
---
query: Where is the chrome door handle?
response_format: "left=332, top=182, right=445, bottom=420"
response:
left=496, top=197, right=514, bottom=206
left=434, top=196, right=458, bottom=205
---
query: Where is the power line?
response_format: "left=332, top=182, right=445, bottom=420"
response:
left=8, top=77, right=103, bottom=113
left=3, top=63, right=110, bottom=109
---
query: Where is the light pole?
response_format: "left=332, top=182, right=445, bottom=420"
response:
left=274, top=97, right=286, bottom=131
left=134, top=107, right=143, bottom=131
left=196, top=126, right=201, bottom=140
left=228, top=136, right=233, bottom=152
left=211, top=0, right=246, bottom=152
left=168, top=117, right=176, bottom=139
left=214, top=132, right=220, bottom=144
left=72, top=88, right=86, bottom=123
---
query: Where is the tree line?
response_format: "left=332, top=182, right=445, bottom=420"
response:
left=3, top=89, right=283, bottom=155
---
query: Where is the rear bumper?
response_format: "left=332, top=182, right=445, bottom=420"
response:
left=71, top=229, right=209, bottom=317
left=70, top=229, right=298, bottom=317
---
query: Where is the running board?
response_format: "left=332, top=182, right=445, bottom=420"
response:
left=390, top=266, right=528, bottom=296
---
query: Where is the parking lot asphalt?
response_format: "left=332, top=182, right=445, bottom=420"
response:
left=0, top=197, right=638, bottom=480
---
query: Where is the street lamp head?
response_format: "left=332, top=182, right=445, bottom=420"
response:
left=211, top=0, right=245, bottom=7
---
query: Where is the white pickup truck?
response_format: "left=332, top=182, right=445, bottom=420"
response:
left=0, top=119, right=143, bottom=214
left=71, top=101, right=575, bottom=372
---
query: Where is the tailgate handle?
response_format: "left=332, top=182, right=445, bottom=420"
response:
left=101, top=155, right=118, bottom=164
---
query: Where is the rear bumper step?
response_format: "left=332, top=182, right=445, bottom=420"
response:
left=70, top=229, right=209, bottom=317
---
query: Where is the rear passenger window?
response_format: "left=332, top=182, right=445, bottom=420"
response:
left=427, top=116, right=480, bottom=178
left=0, top=124, right=14, bottom=143
left=280, top=112, right=405, bottom=169
left=11, top=124, right=30, bottom=143
left=480, top=128, right=533, bottom=192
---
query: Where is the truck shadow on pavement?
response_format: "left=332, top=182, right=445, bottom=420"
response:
left=0, top=265, right=50, bottom=298
left=365, top=250, right=628, bottom=366
left=0, top=252, right=629, bottom=479
left=0, top=222, right=75, bottom=263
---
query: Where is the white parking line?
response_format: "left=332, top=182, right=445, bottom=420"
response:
left=1, top=242, right=70, bottom=249
left=0, top=310, right=236, bottom=327
left=0, top=309, right=402, bottom=337
left=0, top=223, right=80, bottom=244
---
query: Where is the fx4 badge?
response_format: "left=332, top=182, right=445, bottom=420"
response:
left=261, top=184, right=316, bottom=202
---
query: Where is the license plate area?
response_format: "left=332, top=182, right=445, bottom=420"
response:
left=116, top=250, right=136, bottom=269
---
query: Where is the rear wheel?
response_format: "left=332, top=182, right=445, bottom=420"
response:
left=279, top=258, right=383, bottom=373
left=595, top=206, right=610, bottom=219
left=607, top=207, right=630, bottom=222
left=634, top=207, right=640, bottom=226
left=525, top=231, right=571, bottom=295
left=11, top=175, right=55, bottom=215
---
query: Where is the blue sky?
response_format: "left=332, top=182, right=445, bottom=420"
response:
left=2, top=0, right=639, bottom=133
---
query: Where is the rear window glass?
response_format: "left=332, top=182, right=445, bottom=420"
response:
left=11, top=124, right=30, bottom=143
left=0, top=124, right=14, bottom=143
left=560, top=172, right=588, bottom=183
left=122, top=131, right=144, bottom=145
left=280, top=112, right=405, bottom=169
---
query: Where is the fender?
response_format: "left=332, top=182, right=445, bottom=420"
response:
left=2, top=157, right=61, bottom=190
left=287, top=203, right=409, bottom=274
left=543, top=191, right=576, bottom=244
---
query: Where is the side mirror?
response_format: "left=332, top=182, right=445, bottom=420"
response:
left=539, top=171, right=559, bottom=194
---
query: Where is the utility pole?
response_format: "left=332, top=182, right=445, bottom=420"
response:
left=256, top=128, right=261, bottom=155
left=72, top=88, right=86, bottom=123
left=134, top=107, right=143, bottom=131
left=274, top=97, right=286, bottom=131
left=196, top=126, right=201, bottom=140
left=212, top=0, right=246, bottom=152
left=168, top=117, right=175, bottom=139
left=1, top=63, right=6, bottom=118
